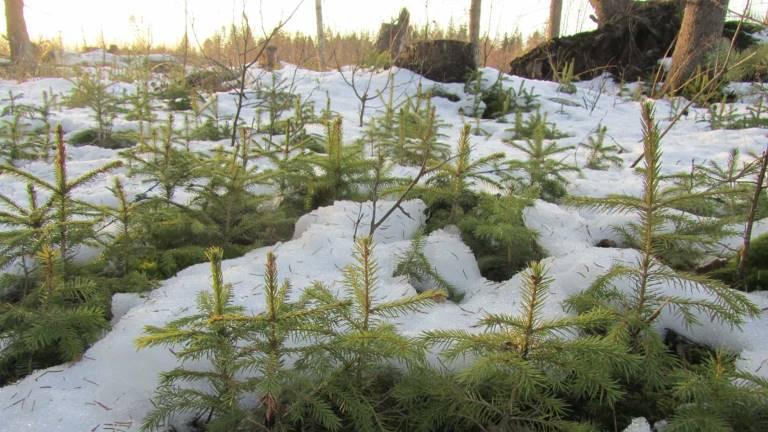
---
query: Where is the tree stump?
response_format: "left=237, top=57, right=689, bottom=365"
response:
left=510, top=1, right=683, bottom=82
left=395, top=40, right=477, bottom=83
left=265, top=46, right=279, bottom=70
left=374, top=8, right=410, bottom=59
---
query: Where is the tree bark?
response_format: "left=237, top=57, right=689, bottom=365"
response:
left=265, top=46, right=278, bottom=70
left=4, top=0, right=35, bottom=67
left=315, top=0, right=326, bottom=70
left=374, top=8, right=410, bottom=59
left=588, top=0, right=633, bottom=27
left=469, top=0, right=481, bottom=65
left=666, top=0, right=728, bottom=91
left=182, top=0, right=189, bottom=71
left=549, top=0, right=563, bottom=39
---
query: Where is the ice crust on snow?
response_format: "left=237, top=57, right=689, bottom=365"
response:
left=0, top=59, right=768, bottom=430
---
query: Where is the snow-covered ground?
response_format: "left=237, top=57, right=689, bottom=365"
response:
left=1, top=51, right=768, bottom=431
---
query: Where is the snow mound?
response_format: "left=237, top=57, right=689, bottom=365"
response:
left=2, top=59, right=768, bottom=431
left=60, top=49, right=126, bottom=66
left=421, top=227, right=483, bottom=297
left=2, top=195, right=768, bottom=431
left=623, top=417, right=652, bottom=432
left=0, top=200, right=472, bottom=431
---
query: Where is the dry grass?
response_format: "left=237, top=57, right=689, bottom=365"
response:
left=188, top=24, right=535, bottom=71
left=1, top=20, right=544, bottom=80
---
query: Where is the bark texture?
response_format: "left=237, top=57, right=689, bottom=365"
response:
left=315, top=0, right=326, bottom=70
left=374, top=8, right=410, bottom=59
left=469, top=0, right=482, bottom=64
left=549, top=0, right=563, bottom=39
left=666, top=0, right=729, bottom=91
left=4, top=0, right=35, bottom=67
left=510, top=1, right=683, bottom=81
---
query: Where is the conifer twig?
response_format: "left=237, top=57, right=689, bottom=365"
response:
left=738, top=145, right=768, bottom=280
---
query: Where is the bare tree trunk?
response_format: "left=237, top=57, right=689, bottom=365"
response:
left=588, top=0, right=633, bottom=27
left=738, top=145, right=768, bottom=282
left=315, top=0, right=326, bottom=70
left=667, top=0, right=728, bottom=91
left=4, top=0, right=35, bottom=67
left=549, top=0, right=563, bottom=39
left=469, top=0, right=481, bottom=65
left=182, top=0, right=189, bottom=72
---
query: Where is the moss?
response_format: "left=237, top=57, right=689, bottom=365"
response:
left=69, top=128, right=136, bottom=149
left=709, top=233, right=768, bottom=292
left=429, top=85, right=460, bottom=102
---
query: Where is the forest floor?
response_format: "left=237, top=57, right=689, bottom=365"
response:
left=0, top=51, right=767, bottom=431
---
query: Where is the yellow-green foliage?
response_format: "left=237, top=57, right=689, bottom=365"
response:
left=725, top=43, right=768, bottom=83
left=0, top=247, right=109, bottom=385
left=418, top=261, right=634, bottom=431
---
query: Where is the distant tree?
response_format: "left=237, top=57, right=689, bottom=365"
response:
left=181, top=0, right=189, bottom=71
left=588, top=0, right=633, bottom=27
left=548, top=0, right=563, bottom=39
left=524, top=30, right=546, bottom=51
left=501, top=29, right=524, bottom=57
left=667, top=0, right=729, bottom=91
left=315, top=0, right=326, bottom=70
left=469, top=0, right=481, bottom=64
left=4, top=0, right=35, bottom=67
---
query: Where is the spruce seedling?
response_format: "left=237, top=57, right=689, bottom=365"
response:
left=423, top=262, right=632, bottom=431
left=0, top=183, right=52, bottom=295
left=136, top=247, right=249, bottom=431
left=0, top=247, right=108, bottom=384
left=426, top=124, right=506, bottom=223
left=122, top=114, right=198, bottom=201
left=66, top=68, right=121, bottom=147
left=221, top=251, right=346, bottom=430
left=0, top=113, right=30, bottom=165
left=582, top=124, right=624, bottom=170
left=507, top=122, right=578, bottom=201
left=666, top=351, right=768, bottom=432
left=100, top=177, right=143, bottom=277
left=695, top=148, right=760, bottom=218
left=506, top=108, right=567, bottom=141
left=187, top=138, right=269, bottom=245
left=566, top=104, right=759, bottom=395
left=459, top=192, right=540, bottom=280
left=0, top=126, right=122, bottom=276
left=304, top=118, right=372, bottom=207
left=306, top=237, right=443, bottom=431
left=394, top=231, right=461, bottom=301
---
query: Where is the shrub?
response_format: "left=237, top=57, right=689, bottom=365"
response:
left=0, top=247, right=109, bottom=385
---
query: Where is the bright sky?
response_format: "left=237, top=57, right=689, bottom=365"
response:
left=6, top=0, right=768, bottom=47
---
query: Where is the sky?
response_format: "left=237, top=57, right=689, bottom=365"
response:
left=5, top=0, right=768, bottom=48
